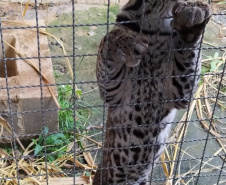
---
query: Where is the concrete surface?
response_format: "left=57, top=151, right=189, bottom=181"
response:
left=0, top=20, right=58, bottom=143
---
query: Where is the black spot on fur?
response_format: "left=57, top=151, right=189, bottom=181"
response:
left=159, top=31, right=172, bottom=36
left=122, top=127, right=127, bottom=141
left=133, top=129, right=145, bottom=139
left=127, top=126, right=131, bottom=134
left=188, top=51, right=195, bottom=59
left=185, top=84, right=190, bottom=89
left=129, top=113, right=133, bottom=121
left=114, top=153, right=121, bottom=166
left=108, top=179, right=114, bottom=183
left=153, top=128, right=159, bottom=137
left=145, top=9, right=152, bottom=15
left=188, top=69, right=195, bottom=73
left=155, top=144, right=161, bottom=152
left=136, top=116, right=142, bottom=125
left=116, top=173, right=126, bottom=178
left=131, top=146, right=141, bottom=153
left=160, top=51, right=166, bottom=56
left=122, top=156, right=126, bottom=163
left=178, top=49, right=183, bottom=54
left=144, top=138, right=151, bottom=145
left=140, top=182, right=147, bottom=185
left=116, top=179, right=125, bottom=183
left=184, top=62, right=191, bottom=67
left=133, top=153, right=139, bottom=164
left=180, top=77, right=187, bottom=82
left=118, top=167, right=124, bottom=173
left=175, top=57, right=185, bottom=72
left=109, top=168, right=114, bottom=178
left=173, top=77, right=183, bottom=97
left=117, top=143, right=122, bottom=148
left=135, top=104, right=141, bottom=111
left=123, top=149, right=128, bottom=156
left=117, top=130, right=122, bottom=139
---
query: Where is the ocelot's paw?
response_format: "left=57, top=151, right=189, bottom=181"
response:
left=171, top=1, right=212, bottom=42
left=105, top=28, right=149, bottom=67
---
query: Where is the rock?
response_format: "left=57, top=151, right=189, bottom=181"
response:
left=91, top=26, right=98, bottom=30
left=75, top=46, right=82, bottom=50
left=88, top=30, right=95, bottom=36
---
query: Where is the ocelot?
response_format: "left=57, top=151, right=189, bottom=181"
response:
left=93, top=0, right=211, bottom=184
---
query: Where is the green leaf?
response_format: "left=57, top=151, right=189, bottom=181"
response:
left=34, top=144, right=43, bottom=155
left=214, top=52, right=219, bottom=59
left=46, top=133, right=66, bottom=146
left=85, top=171, right=91, bottom=177
left=210, top=58, right=220, bottom=72
left=76, top=89, right=82, bottom=96
left=48, top=155, right=55, bottom=162
left=32, top=139, right=37, bottom=145
left=44, top=127, right=49, bottom=135
left=201, top=67, right=210, bottom=74
left=210, top=59, right=221, bottom=72
left=221, top=87, right=226, bottom=93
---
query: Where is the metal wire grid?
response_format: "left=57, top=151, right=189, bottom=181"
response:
left=0, top=0, right=225, bottom=184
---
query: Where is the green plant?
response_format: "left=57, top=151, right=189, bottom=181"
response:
left=32, top=127, right=69, bottom=162
left=200, top=52, right=222, bottom=85
left=58, top=84, right=74, bottom=131
left=32, top=84, right=100, bottom=162
left=221, top=87, right=226, bottom=93
left=202, top=52, right=222, bottom=73
left=208, top=52, right=221, bottom=72
left=58, top=85, right=88, bottom=131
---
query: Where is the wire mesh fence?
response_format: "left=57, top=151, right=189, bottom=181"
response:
left=0, top=0, right=225, bottom=184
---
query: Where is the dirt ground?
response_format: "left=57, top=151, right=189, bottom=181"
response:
left=1, top=1, right=226, bottom=23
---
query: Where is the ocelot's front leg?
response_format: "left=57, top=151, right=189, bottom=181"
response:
left=170, top=1, right=212, bottom=108
left=96, top=27, right=148, bottom=105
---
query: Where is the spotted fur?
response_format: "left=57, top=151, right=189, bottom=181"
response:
left=93, top=1, right=211, bottom=184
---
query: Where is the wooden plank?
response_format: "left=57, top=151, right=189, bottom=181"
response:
left=26, top=177, right=90, bottom=185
